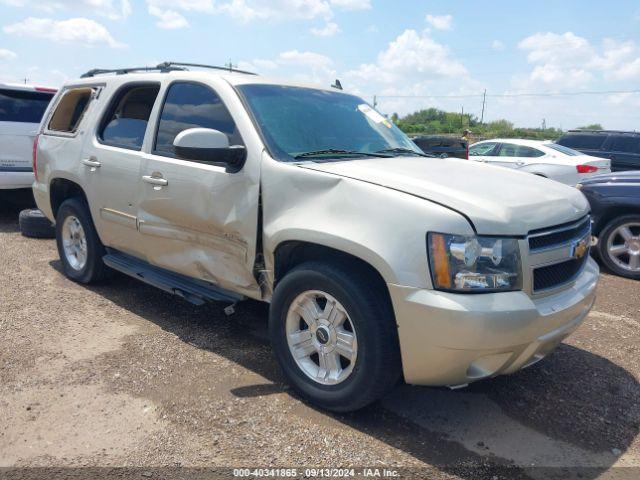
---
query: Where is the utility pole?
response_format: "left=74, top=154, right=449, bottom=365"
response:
left=22, top=77, right=29, bottom=84
left=480, top=89, right=486, bottom=124
left=542, top=118, right=546, bottom=130
left=461, top=106, right=464, bottom=128
left=373, top=95, right=377, bottom=109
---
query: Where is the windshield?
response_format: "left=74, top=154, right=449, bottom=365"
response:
left=237, top=84, right=423, bottom=161
left=547, top=143, right=581, bottom=156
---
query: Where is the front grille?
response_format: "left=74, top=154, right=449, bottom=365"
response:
left=528, top=216, right=591, bottom=251
left=533, top=254, right=589, bottom=292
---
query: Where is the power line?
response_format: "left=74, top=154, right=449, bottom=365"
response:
left=373, top=89, right=640, bottom=99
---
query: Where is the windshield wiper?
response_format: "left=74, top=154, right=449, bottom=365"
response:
left=293, top=149, right=392, bottom=159
left=375, top=147, right=433, bottom=157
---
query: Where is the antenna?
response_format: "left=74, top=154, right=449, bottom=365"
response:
left=331, top=79, right=343, bottom=90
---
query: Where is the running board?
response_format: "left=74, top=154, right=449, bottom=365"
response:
left=102, top=250, right=244, bottom=306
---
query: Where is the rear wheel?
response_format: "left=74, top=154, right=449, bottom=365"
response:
left=55, top=198, right=109, bottom=284
left=269, top=261, right=401, bottom=412
left=597, top=214, right=640, bottom=280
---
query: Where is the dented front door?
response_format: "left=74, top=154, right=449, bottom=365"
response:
left=136, top=80, right=261, bottom=298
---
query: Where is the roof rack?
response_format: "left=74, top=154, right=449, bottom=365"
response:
left=568, top=129, right=638, bottom=134
left=80, top=61, right=257, bottom=78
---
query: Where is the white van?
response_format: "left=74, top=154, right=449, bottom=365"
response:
left=0, top=83, right=56, bottom=190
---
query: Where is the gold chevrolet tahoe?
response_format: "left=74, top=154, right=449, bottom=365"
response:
left=32, top=62, right=598, bottom=412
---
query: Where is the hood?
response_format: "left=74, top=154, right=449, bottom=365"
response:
left=578, top=170, right=640, bottom=187
left=300, top=156, right=589, bottom=236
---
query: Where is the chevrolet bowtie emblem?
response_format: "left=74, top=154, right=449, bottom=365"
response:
left=571, top=238, right=589, bottom=259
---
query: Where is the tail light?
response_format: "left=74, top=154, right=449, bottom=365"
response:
left=576, top=164, right=598, bottom=174
left=32, top=134, right=40, bottom=181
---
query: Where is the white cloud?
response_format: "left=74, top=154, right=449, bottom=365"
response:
left=310, top=21, right=340, bottom=36
left=0, top=48, right=18, bottom=60
left=240, top=49, right=335, bottom=84
left=3, top=17, right=124, bottom=47
left=516, top=31, right=640, bottom=89
left=491, top=40, right=505, bottom=51
left=0, top=0, right=132, bottom=20
left=425, top=14, right=452, bottom=31
left=144, top=0, right=372, bottom=27
left=329, top=0, right=370, bottom=11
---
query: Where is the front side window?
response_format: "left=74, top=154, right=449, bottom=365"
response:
left=469, top=142, right=497, bottom=156
left=0, top=88, right=54, bottom=123
left=99, top=83, right=160, bottom=150
left=237, top=84, right=422, bottom=161
left=154, top=82, right=242, bottom=157
left=48, top=87, right=93, bottom=133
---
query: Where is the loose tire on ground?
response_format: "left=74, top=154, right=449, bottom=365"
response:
left=19, top=209, right=55, bottom=239
left=269, top=261, right=401, bottom=412
left=55, top=197, right=110, bottom=284
left=597, top=214, right=640, bottom=280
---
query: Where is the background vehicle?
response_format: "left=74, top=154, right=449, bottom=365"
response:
left=578, top=171, right=640, bottom=279
left=0, top=83, right=56, bottom=192
left=469, top=138, right=610, bottom=185
left=411, top=135, right=467, bottom=159
left=33, top=63, right=597, bottom=412
left=556, top=130, right=640, bottom=172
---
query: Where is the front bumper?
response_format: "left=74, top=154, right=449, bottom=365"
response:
left=389, top=257, right=598, bottom=386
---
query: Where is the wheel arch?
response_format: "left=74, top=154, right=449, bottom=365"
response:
left=50, top=177, right=89, bottom=218
left=593, top=205, right=640, bottom=235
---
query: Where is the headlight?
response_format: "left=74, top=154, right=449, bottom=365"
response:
left=427, top=233, right=522, bottom=292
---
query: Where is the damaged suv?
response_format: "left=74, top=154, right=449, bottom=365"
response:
left=33, top=63, right=598, bottom=411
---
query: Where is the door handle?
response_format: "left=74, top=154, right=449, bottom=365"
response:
left=142, top=175, right=168, bottom=186
left=82, top=157, right=101, bottom=168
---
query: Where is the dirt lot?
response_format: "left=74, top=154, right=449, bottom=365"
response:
left=0, top=200, right=639, bottom=480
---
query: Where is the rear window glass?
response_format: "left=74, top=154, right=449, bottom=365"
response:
left=99, top=84, right=160, bottom=150
left=547, top=143, right=581, bottom=156
left=557, top=134, right=606, bottom=150
left=0, top=88, right=54, bottom=123
left=610, top=135, right=640, bottom=154
left=48, top=88, right=93, bottom=133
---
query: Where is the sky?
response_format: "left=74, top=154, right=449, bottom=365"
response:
left=0, top=0, right=639, bottom=130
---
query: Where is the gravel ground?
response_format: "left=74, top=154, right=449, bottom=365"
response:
left=0, top=199, right=638, bottom=480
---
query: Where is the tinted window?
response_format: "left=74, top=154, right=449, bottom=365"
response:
left=0, top=88, right=53, bottom=123
left=557, top=134, right=606, bottom=150
left=611, top=135, right=640, bottom=154
left=154, top=82, right=242, bottom=157
left=48, top=87, right=93, bottom=133
left=100, top=84, right=160, bottom=150
left=469, top=142, right=498, bottom=156
left=498, top=144, right=544, bottom=157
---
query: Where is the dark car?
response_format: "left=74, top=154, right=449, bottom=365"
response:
left=556, top=130, right=640, bottom=172
left=578, top=171, right=640, bottom=279
left=411, top=135, right=468, bottom=159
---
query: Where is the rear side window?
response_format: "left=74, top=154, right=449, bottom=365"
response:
left=48, top=87, right=93, bottom=133
left=154, top=82, right=242, bottom=157
left=557, top=134, right=606, bottom=150
left=610, top=135, right=640, bottom=154
left=0, top=88, right=53, bottom=123
left=99, top=83, right=160, bottom=150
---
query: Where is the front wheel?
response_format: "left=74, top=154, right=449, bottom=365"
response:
left=55, top=197, right=109, bottom=284
left=269, top=262, right=401, bottom=412
left=597, top=214, right=640, bottom=280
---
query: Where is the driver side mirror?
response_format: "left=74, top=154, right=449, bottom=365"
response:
left=173, top=128, right=246, bottom=173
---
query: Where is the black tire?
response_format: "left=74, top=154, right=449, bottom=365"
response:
left=269, top=261, right=401, bottom=412
left=55, top=197, right=109, bottom=284
left=19, top=209, right=55, bottom=238
left=597, top=214, right=640, bottom=280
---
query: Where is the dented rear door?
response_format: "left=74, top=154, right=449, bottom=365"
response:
left=137, top=79, right=261, bottom=298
